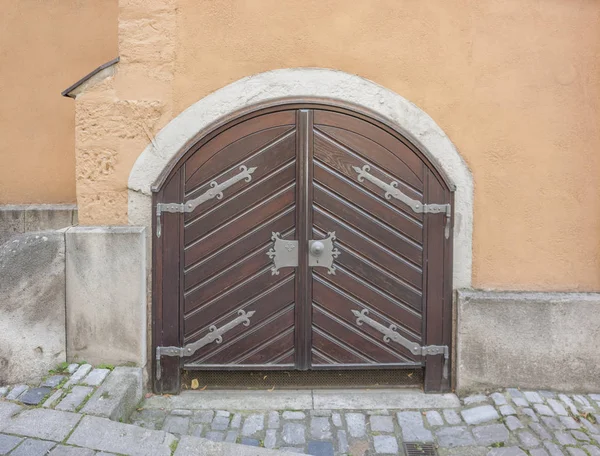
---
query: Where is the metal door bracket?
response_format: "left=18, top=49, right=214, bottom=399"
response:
left=309, top=232, right=340, bottom=275
left=156, top=165, right=257, bottom=237
left=155, top=309, right=255, bottom=380
left=353, top=165, right=452, bottom=239
left=352, top=309, right=449, bottom=379
left=266, top=232, right=298, bottom=275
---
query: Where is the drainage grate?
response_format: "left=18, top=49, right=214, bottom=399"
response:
left=403, top=442, right=438, bottom=456
left=181, top=369, right=422, bottom=389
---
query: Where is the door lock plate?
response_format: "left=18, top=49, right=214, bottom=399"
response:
left=266, top=232, right=298, bottom=275
left=309, top=232, right=340, bottom=275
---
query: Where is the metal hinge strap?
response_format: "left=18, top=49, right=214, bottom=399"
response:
left=353, top=165, right=452, bottom=239
left=156, top=165, right=257, bottom=237
left=155, top=309, right=255, bottom=380
left=352, top=309, right=449, bottom=379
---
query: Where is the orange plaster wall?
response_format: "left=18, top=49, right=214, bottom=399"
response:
left=0, top=0, right=118, bottom=204
left=171, top=0, right=600, bottom=291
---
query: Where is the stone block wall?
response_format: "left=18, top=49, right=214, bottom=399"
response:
left=0, top=205, right=77, bottom=244
left=457, top=290, right=600, bottom=393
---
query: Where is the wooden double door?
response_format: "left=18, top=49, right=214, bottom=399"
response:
left=153, top=105, right=453, bottom=393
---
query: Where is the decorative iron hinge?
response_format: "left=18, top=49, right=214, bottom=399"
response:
left=155, top=309, right=255, bottom=380
left=156, top=165, right=257, bottom=237
left=352, top=309, right=449, bottom=379
left=353, top=165, right=452, bottom=239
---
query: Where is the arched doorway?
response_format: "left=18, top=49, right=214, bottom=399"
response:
left=152, top=102, right=454, bottom=393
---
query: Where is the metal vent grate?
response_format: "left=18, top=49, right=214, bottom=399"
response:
left=403, top=442, right=438, bottom=456
left=181, top=369, right=422, bottom=390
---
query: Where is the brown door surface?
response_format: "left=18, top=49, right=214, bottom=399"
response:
left=153, top=105, right=453, bottom=394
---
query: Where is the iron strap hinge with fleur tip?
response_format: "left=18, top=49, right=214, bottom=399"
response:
left=352, top=309, right=449, bottom=379
left=156, top=165, right=257, bottom=237
left=353, top=164, right=452, bottom=239
left=155, top=309, right=255, bottom=380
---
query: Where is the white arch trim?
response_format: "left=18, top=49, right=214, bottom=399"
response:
left=128, top=68, right=473, bottom=288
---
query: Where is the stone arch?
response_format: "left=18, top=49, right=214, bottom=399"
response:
left=128, top=68, right=473, bottom=288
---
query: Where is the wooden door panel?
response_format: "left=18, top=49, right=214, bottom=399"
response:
left=310, top=109, right=429, bottom=368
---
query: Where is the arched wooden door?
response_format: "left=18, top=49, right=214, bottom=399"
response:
left=153, top=105, right=453, bottom=393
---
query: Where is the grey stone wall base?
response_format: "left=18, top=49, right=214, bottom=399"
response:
left=457, top=290, right=600, bottom=393
left=0, top=231, right=66, bottom=384
left=65, top=226, right=147, bottom=367
left=81, top=367, right=143, bottom=422
left=0, top=204, right=77, bottom=244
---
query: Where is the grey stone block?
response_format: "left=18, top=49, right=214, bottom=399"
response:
left=523, top=408, right=539, bottom=422
left=81, top=368, right=110, bottom=386
left=174, top=435, right=283, bottom=456
left=346, top=413, right=367, bottom=439
left=543, top=441, right=566, bottom=456
left=48, top=445, right=96, bottom=456
left=487, top=448, right=527, bottom=456
left=55, top=386, right=93, bottom=412
left=64, top=364, right=92, bottom=388
left=66, top=227, right=146, bottom=366
left=571, top=430, right=590, bottom=441
left=0, top=231, right=66, bottom=385
left=517, top=430, right=540, bottom=449
left=241, top=414, right=264, bottom=437
left=533, top=404, right=554, bottom=416
left=310, top=417, right=331, bottom=440
left=336, top=430, right=348, bottom=454
left=0, top=434, right=23, bottom=454
left=20, top=387, right=52, bottom=405
left=566, top=448, right=587, bottom=456
left=225, top=430, right=238, bottom=443
left=171, top=409, right=193, bottom=417
left=67, top=415, right=176, bottom=456
left=529, top=423, right=552, bottom=440
left=373, top=435, right=397, bottom=454
left=370, top=415, right=394, bottom=432
left=43, top=389, right=65, bottom=408
left=425, top=410, right=444, bottom=426
left=267, top=411, right=280, bottom=429
left=332, top=413, right=342, bottom=427
left=555, top=431, right=577, bottom=445
left=3, top=409, right=81, bottom=441
left=547, top=399, right=568, bottom=416
left=10, top=438, right=56, bottom=456
left=457, top=290, right=600, bottom=392
left=283, top=423, right=306, bottom=445
left=241, top=438, right=259, bottom=446
left=500, top=404, right=516, bottom=416
left=264, top=429, right=276, bottom=448
left=231, top=413, right=242, bottom=429
left=559, top=416, right=580, bottom=429
left=67, top=364, right=78, bottom=374
left=443, top=409, right=462, bottom=424
left=212, top=416, right=230, bottom=431
left=283, top=411, right=305, bottom=420
left=463, top=394, right=487, bottom=405
left=540, top=416, right=562, bottom=430
left=162, top=415, right=190, bottom=435
left=529, top=449, right=550, bottom=456
left=460, top=405, right=499, bottom=425
left=206, top=431, right=225, bottom=442
left=524, top=391, right=544, bottom=403
left=0, top=402, right=23, bottom=431
left=6, top=385, right=29, bottom=401
left=584, top=446, right=600, bottom=456
left=490, top=392, right=507, bottom=406
left=191, top=424, right=203, bottom=437
left=307, top=441, right=334, bottom=456
left=80, top=367, right=142, bottom=421
left=505, top=416, right=524, bottom=431
left=42, top=375, right=67, bottom=388
left=193, top=410, right=214, bottom=423
left=396, top=412, right=432, bottom=442
left=472, top=424, right=509, bottom=446
left=435, top=426, right=475, bottom=447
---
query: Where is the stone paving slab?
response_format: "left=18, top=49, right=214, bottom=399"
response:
left=0, top=434, right=23, bottom=453
left=3, top=409, right=81, bottom=441
left=312, top=389, right=461, bottom=410
left=67, top=415, right=176, bottom=456
left=10, top=438, right=56, bottom=455
left=174, top=435, right=285, bottom=455
left=0, top=402, right=23, bottom=431
left=48, top=445, right=97, bottom=456
left=145, top=390, right=314, bottom=411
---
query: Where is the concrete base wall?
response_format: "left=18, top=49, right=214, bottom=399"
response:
left=457, top=290, right=600, bottom=393
left=66, top=226, right=147, bottom=367
left=0, top=231, right=67, bottom=384
left=0, top=205, right=78, bottom=244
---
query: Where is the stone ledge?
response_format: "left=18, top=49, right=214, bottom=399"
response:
left=0, top=204, right=77, bottom=244
left=457, top=289, right=600, bottom=393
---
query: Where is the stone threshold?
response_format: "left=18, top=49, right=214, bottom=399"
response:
left=144, top=389, right=461, bottom=411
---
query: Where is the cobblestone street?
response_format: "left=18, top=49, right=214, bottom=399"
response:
left=1, top=363, right=600, bottom=455
left=131, top=388, right=600, bottom=456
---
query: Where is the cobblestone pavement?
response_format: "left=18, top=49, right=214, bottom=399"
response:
left=131, top=389, right=600, bottom=456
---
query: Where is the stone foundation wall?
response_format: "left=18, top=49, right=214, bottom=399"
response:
left=0, top=205, right=78, bottom=244
left=457, top=290, right=600, bottom=393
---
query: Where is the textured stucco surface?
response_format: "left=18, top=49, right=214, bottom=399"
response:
left=74, top=0, right=600, bottom=291
left=457, top=290, right=600, bottom=393
left=65, top=226, right=147, bottom=367
left=0, top=232, right=67, bottom=384
left=0, top=0, right=118, bottom=204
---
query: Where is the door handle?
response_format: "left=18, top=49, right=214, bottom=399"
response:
left=309, top=232, right=340, bottom=275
